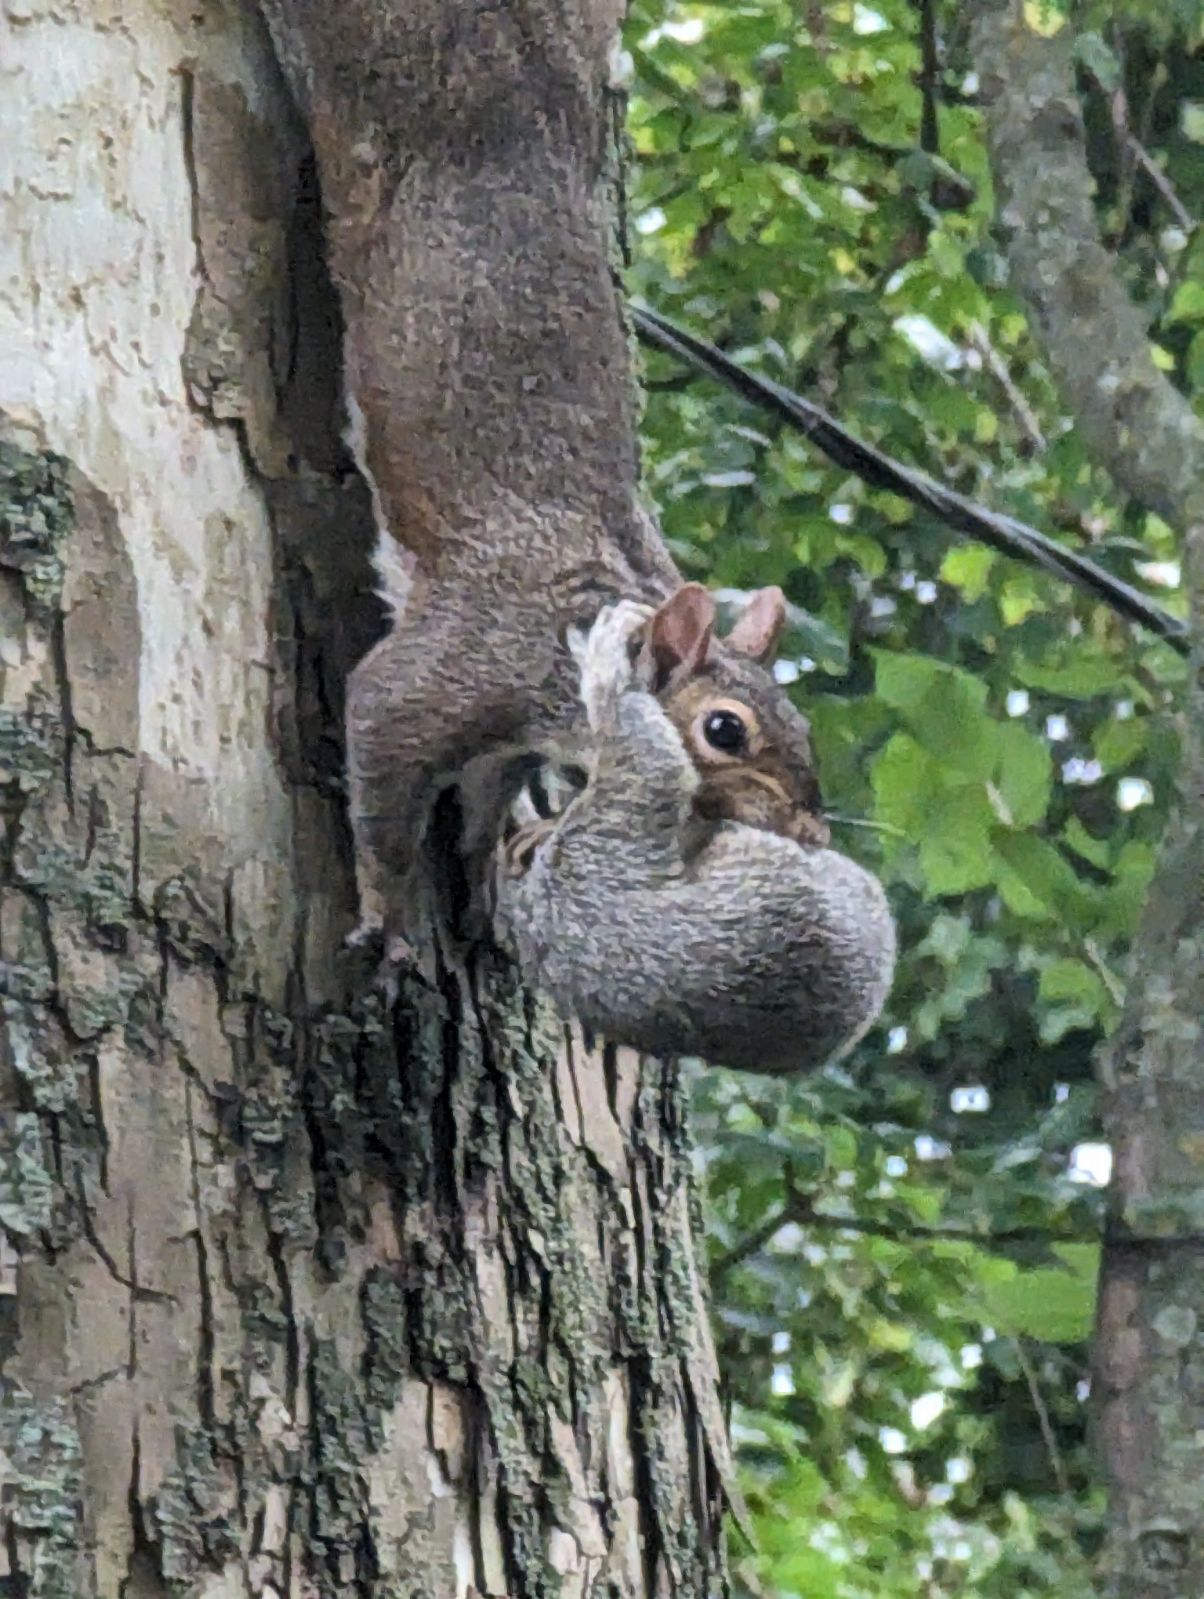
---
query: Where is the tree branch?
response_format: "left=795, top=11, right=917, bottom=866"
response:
left=709, top=1179, right=1204, bottom=1289
left=710, top=1182, right=1102, bottom=1281
left=969, top=0, right=1204, bottom=535
left=1015, top=1335, right=1071, bottom=1497
left=968, top=319, right=1047, bottom=452
left=711, top=1204, right=797, bottom=1279
left=1126, top=130, right=1195, bottom=235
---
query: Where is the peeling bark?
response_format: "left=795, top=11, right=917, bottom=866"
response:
left=0, top=2, right=726, bottom=1595
left=971, top=5, right=1204, bottom=1595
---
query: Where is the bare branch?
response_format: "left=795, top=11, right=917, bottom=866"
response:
left=710, top=1182, right=1104, bottom=1282
left=1126, top=132, right=1195, bottom=236
left=1016, top=1336, right=1071, bottom=1497
left=711, top=1205, right=797, bottom=1279
left=968, top=320, right=1047, bottom=452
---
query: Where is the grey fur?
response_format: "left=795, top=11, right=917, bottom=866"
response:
left=495, top=606, right=896, bottom=1074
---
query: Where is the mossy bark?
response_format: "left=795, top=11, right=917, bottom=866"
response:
left=0, top=2, right=727, bottom=1595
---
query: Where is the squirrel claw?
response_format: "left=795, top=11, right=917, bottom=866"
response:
left=500, top=816, right=559, bottom=879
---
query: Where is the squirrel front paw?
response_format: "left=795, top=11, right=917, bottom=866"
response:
left=498, top=816, right=559, bottom=879
left=577, top=600, right=653, bottom=733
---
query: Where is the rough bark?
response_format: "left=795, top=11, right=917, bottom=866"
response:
left=0, top=2, right=727, bottom=1596
left=971, top=5, right=1204, bottom=1594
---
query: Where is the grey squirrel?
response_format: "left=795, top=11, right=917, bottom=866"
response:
left=493, top=600, right=896, bottom=1074
left=254, top=0, right=895, bottom=1066
left=348, top=561, right=834, bottom=961
left=348, top=555, right=898, bottom=1076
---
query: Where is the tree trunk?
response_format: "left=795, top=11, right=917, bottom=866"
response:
left=0, top=3, right=727, bottom=1595
left=971, top=4, right=1204, bottom=1593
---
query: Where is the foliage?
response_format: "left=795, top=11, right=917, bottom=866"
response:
left=626, top=0, right=1204, bottom=1592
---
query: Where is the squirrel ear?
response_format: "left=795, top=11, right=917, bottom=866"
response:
left=645, top=583, right=716, bottom=686
left=725, top=586, right=786, bottom=663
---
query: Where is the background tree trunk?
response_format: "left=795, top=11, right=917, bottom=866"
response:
left=0, top=3, right=727, bottom=1595
left=971, top=4, right=1204, bottom=1593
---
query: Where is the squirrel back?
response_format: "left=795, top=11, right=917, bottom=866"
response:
left=266, top=0, right=662, bottom=591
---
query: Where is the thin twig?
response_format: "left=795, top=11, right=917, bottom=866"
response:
left=1083, top=937, right=1126, bottom=1009
left=712, top=1205, right=797, bottom=1278
left=826, top=814, right=907, bottom=839
left=1126, top=132, right=1195, bottom=234
left=968, top=321, right=1047, bottom=452
left=1099, top=71, right=1195, bottom=236
left=788, top=1197, right=1089, bottom=1250
left=1015, top=1335, right=1072, bottom=1495
left=711, top=1184, right=1099, bottom=1280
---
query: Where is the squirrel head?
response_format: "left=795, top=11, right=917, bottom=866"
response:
left=639, top=584, right=830, bottom=847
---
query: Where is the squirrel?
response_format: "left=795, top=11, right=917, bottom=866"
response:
left=496, top=581, right=831, bottom=877
left=492, top=601, right=896, bottom=1075
left=348, top=563, right=830, bottom=960
left=254, top=0, right=895, bottom=1062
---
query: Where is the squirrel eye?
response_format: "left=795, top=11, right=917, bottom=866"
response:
left=702, top=708, right=748, bottom=753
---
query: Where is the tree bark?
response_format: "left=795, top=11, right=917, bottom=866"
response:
left=0, top=3, right=727, bottom=1596
left=970, top=5, right=1204, bottom=1594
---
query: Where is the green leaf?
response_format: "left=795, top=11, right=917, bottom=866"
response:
left=1012, top=655, right=1120, bottom=697
left=1073, top=31, right=1121, bottom=89
left=919, top=788, right=995, bottom=895
left=1168, top=280, right=1204, bottom=323
left=775, top=1547, right=841, bottom=1596
left=1038, top=957, right=1109, bottom=1040
left=1187, top=328, right=1204, bottom=391
left=994, top=723, right=1053, bottom=827
left=1062, top=816, right=1112, bottom=869
left=871, top=732, right=941, bottom=835
left=875, top=652, right=986, bottom=716
left=1093, top=716, right=1147, bottom=772
left=940, top=543, right=997, bottom=600
left=974, top=1245, right=1100, bottom=1344
left=1182, top=101, right=1204, bottom=142
left=993, top=832, right=1092, bottom=925
left=874, top=653, right=996, bottom=778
